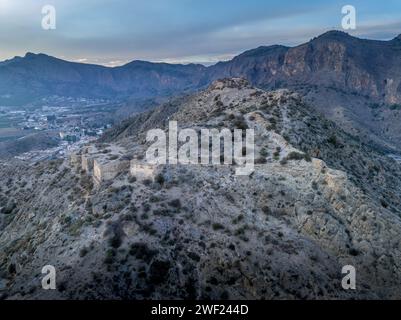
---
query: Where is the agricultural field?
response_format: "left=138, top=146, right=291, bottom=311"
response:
left=0, top=111, right=30, bottom=142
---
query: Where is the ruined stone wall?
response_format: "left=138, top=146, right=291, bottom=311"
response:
left=82, top=155, right=94, bottom=173
left=94, top=160, right=130, bottom=183
left=69, top=153, right=81, bottom=169
left=93, top=160, right=102, bottom=184
left=130, top=161, right=156, bottom=180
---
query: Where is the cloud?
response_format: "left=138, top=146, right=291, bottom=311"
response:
left=0, top=1, right=401, bottom=65
left=351, top=20, right=401, bottom=40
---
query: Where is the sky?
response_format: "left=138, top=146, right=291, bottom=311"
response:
left=0, top=0, right=401, bottom=66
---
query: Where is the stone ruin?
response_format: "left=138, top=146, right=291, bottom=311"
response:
left=69, top=144, right=157, bottom=185
left=69, top=153, right=81, bottom=169
left=130, top=161, right=157, bottom=181
left=93, top=158, right=130, bottom=185
left=82, top=155, right=95, bottom=173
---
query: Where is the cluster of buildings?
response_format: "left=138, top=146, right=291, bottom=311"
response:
left=21, top=106, right=109, bottom=140
left=1, top=100, right=113, bottom=162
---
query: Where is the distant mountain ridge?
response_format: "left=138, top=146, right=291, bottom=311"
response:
left=2, top=30, right=401, bottom=105
left=0, top=52, right=207, bottom=104
left=3, top=30, right=401, bottom=149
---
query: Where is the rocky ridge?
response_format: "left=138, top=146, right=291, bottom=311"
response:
left=1, top=79, right=401, bottom=299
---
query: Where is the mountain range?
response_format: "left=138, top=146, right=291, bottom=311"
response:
left=2, top=30, right=401, bottom=150
left=2, top=30, right=401, bottom=104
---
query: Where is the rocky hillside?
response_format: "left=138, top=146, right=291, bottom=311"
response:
left=1, top=79, right=401, bottom=299
left=0, top=131, right=59, bottom=159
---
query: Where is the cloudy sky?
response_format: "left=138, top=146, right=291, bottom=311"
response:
left=0, top=0, right=401, bottom=66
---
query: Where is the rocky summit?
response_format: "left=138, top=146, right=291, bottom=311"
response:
left=1, top=78, right=401, bottom=299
